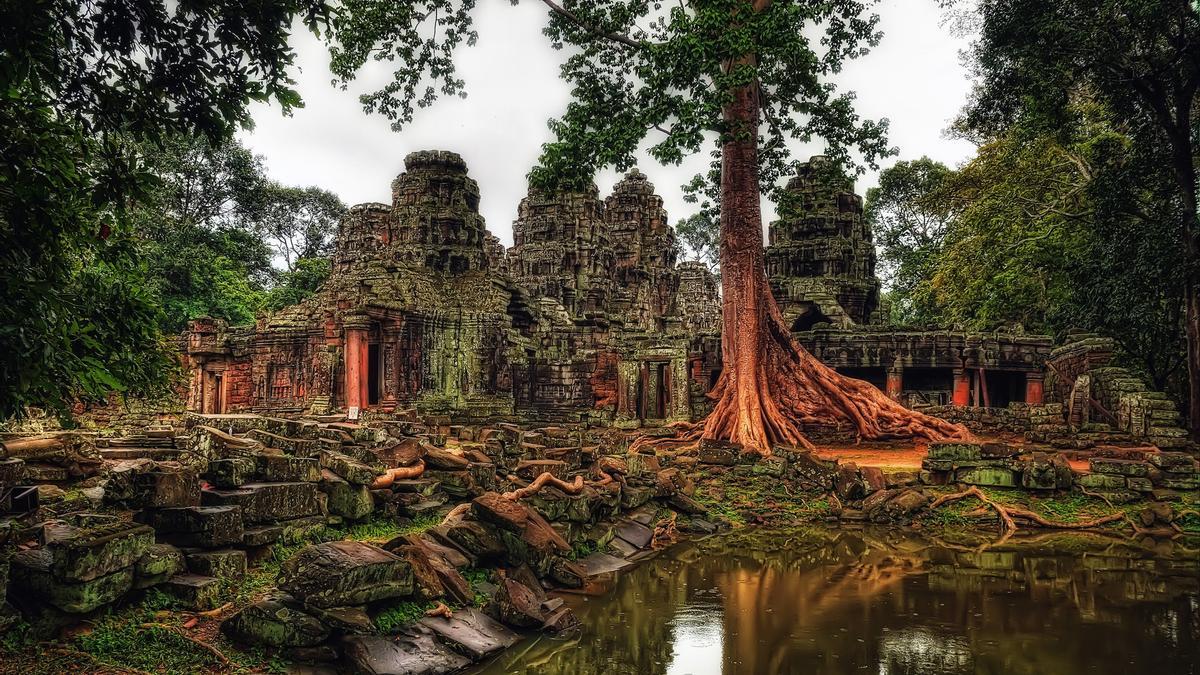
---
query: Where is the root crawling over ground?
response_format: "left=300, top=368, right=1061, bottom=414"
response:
left=928, top=486, right=1127, bottom=545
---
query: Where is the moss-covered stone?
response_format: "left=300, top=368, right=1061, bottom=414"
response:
left=43, top=521, right=154, bottom=582
left=222, top=592, right=330, bottom=647
left=278, top=541, right=414, bottom=609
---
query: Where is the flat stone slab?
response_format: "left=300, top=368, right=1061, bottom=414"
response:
left=202, top=482, right=320, bottom=524
left=613, top=520, right=653, bottom=549
left=578, top=552, right=634, bottom=576
left=418, top=607, right=519, bottom=661
left=343, top=630, right=472, bottom=675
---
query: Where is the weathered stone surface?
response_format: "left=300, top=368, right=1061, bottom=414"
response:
left=957, top=466, right=1018, bottom=488
left=1090, top=458, right=1151, bottom=477
left=860, top=466, right=886, bottom=494
left=151, top=505, right=244, bottom=548
left=342, top=630, right=471, bottom=675
left=667, top=492, right=707, bottom=515
left=418, top=607, right=519, bottom=661
left=278, top=541, right=413, bottom=609
left=1148, top=452, right=1197, bottom=473
left=206, top=458, right=256, bottom=488
left=698, top=439, right=740, bottom=466
left=394, top=545, right=446, bottom=601
left=223, top=592, right=330, bottom=647
left=613, top=520, right=653, bottom=549
left=42, top=521, right=154, bottom=582
left=186, top=549, right=247, bottom=578
left=493, top=576, right=544, bottom=628
left=135, top=543, right=185, bottom=587
left=471, top=492, right=529, bottom=532
left=423, top=470, right=476, bottom=498
left=321, top=475, right=374, bottom=521
left=202, top=482, right=320, bottom=524
left=134, top=469, right=201, bottom=507
left=834, top=463, right=866, bottom=500
left=257, top=455, right=321, bottom=483
left=514, top=459, right=568, bottom=481
left=1020, top=452, right=1072, bottom=490
left=424, top=446, right=470, bottom=471
left=320, top=451, right=381, bottom=485
left=542, top=607, right=581, bottom=634
left=162, top=573, right=221, bottom=610
left=928, top=442, right=983, bottom=462
left=10, top=549, right=132, bottom=613
left=1077, top=473, right=1127, bottom=489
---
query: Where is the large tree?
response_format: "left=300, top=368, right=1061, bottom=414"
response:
left=327, top=0, right=963, bottom=452
left=952, top=0, right=1200, bottom=435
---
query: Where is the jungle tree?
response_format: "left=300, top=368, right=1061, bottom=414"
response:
left=327, top=0, right=963, bottom=452
left=951, top=0, right=1200, bottom=435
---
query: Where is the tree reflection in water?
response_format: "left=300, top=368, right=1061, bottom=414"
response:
left=472, top=527, right=1199, bottom=675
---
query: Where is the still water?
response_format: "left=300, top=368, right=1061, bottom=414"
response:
left=473, top=527, right=1199, bottom=675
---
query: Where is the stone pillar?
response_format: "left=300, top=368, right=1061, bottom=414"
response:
left=886, top=366, right=904, bottom=402
left=952, top=368, right=970, bottom=407
left=344, top=325, right=368, bottom=416
left=1025, top=372, right=1045, bottom=406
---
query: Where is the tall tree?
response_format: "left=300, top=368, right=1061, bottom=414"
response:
left=954, top=0, right=1200, bottom=435
left=865, top=157, right=953, bottom=324
left=327, top=0, right=963, bottom=452
left=675, top=212, right=721, bottom=270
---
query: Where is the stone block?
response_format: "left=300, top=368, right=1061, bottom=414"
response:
left=134, top=543, right=185, bottom=588
left=10, top=549, right=132, bottom=613
left=928, top=442, right=982, bottom=462
left=278, top=541, right=413, bottom=608
left=423, top=470, right=476, bottom=498
left=698, top=439, right=740, bottom=466
left=1077, top=473, right=1126, bottom=490
left=134, top=470, right=201, bottom=508
left=206, top=458, right=255, bottom=488
left=186, top=549, right=247, bottom=578
left=514, top=459, right=568, bottom=481
left=956, top=466, right=1017, bottom=488
left=162, top=573, right=221, bottom=610
left=257, top=455, right=320, bottom=483
left=320, top=451, right=381, bottom=485
left=202, top=482, right=320, bottom=524
left=43, top=521, right=155, bottom=582
left=151, top=505, right=244, bottom=548
left=342, top=630, right=471, bottom=675
left=321, top=478, right=374, bottom=521
left=222, top=591, right=330, bottom=647
left=1148, top=452, right=1197, bottom=473
left=1089, top=458, right=1151, bottom=477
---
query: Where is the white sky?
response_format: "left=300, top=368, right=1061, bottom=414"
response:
left=239, top=0, right=976, bottom=248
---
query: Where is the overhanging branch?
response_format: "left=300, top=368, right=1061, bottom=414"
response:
left=537, top=0, right=641, bottom=49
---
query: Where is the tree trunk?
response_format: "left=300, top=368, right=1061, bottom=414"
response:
left=700, top=76, right=965, bottom=454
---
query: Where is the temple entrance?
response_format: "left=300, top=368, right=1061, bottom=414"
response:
left=981, top=369, right=1025, bottom=407
left=835, top=366, right=886, bottom=391
left=368, top=342, right=381, bottom=405
left=654, top=362, right=669, bottom=419
left=211, top=373, right=223, bottom=413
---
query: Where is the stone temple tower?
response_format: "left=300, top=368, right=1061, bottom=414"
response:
left=765, top=155, right=882, bottom=330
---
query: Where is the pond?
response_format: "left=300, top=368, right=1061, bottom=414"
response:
left=471, top=527, right=1199, bottom=675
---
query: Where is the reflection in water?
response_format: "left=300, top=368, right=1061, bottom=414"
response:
left=472, top=527, right=1200, bottom=675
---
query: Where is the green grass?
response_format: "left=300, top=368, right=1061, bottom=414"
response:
left=74, top=602, right=223, bottom=673
left=328, top=514, right=441, bottom=544
left=374, top=600, right=438, bottom=634
left=462, top=567, right=493, bottom=607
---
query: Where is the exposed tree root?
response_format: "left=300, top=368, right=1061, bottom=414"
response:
left=502, top=472, right=584, bottom=500
left=139, top=623, right=230, bottom=666
left=196, top=602, right=233, bottom=618
left=424, top=601, right=453, bottom=619
left=441, top=503, right=471, bottom=525
left=652, top=512, right=678, bottom=549
left=929, top=486, right=1127, bottom=544
left=371, top=459, right=426, bottom=489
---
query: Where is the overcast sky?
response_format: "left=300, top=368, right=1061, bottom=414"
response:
left=238, top=0, right=976, bottom=247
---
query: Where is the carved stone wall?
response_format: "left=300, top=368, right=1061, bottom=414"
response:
left=604, top=169, right=680, bottom=331
left=766, top=155, right=881, bottom=328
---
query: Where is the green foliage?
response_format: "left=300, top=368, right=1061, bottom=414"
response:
left=674, top=212, right=720, bottom=270
left=865, top=157, right=953, bottom=324
left=329, top=514, right=441, bottom=543
left=75, top=611, right=221, bottom=673
left=266, top=257, right=334, bottom=311
left=0, top=0, right=332, bottom=420
left=375, top=600, right=437, bottom=634
left=326, top=0, right=894, bottom=204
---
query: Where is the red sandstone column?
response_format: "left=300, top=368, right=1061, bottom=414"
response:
left=952, top=368, right=970, bottom=406
left=1025, top=373, right=1045, bottom=406
left=886, top=366, right=904, bottom=402
left=344, top=327, right=367, bottom=415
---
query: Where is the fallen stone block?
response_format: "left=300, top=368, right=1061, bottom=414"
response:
left=418, top=607, right=519, bottom=661
left=222, top=591, right=330, bottom=647
left=493, top=576, right=544, bottom=628
left=257, top=455, right=321, bottom=483
left=150, top=505, right=244, bottom=548
left=206, top=458, right=256, bottom=488
left=202, top=482, right=320, bottom=524
left=134, top=543, right=185, bottom=588
left=162, top=573, right=221, bottom=610
left=1089, top=458, right=1151, bottom=477
left=186, top=549, right=247, bottom=578
left=42, top=520, right=154, bottom=582
left=11, top=549, right=133, bottom=613
left=956, top=466, right=1017, bottom=488
left=928, top=442, right=983, bottom=462
left=342, top=629, right=471, bottom=675
left=278, top=541, right=413, bottom=609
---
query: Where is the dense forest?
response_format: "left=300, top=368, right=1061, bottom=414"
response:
left=1, top=0, right=1195, bottom=440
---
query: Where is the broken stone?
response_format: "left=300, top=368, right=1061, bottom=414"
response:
left=541, top=607, right=581, bottom=634
left=150, top=505, right=244, bottom=548
left=134, top=543, right=185, bottom=588
left=10, top=549, right=132, bottom=613
left=698, top=439, right=740, bottom=466
left=493, top=576, right=544, bottom=628
left=206, top=458, right=256, bottom=488
left=257, top=455, right=321, bottom=483
left=162, top=573, right=221, bottom=610
left=43, top=520, right=154, bottom=582
left=202, top=482, right=320, bottom=524
left=342, top=629, right=471, bottom=675
left=956, top=466, right=1017, bottom=488
left=278, top=541, right=413, bottom=609
left=186, top=549, right=247, bottom=578
left=1089, top=458, right=1151, bottom=477
left=418, top=607, right=520, bottom=661
left=223, top=592, right=330, bottom=647
left=834, top=463, right=866, bottom=500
